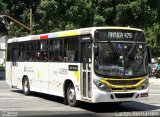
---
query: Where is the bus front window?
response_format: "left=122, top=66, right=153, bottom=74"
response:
left=94, top=42, right=148, bottom=78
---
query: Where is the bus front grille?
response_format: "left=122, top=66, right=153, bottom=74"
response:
left=107, top=80, right=140, bottom=85
left=100, top=77, right=146, bottom=92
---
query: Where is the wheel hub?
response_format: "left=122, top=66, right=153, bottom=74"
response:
left=69, top=89, right=75, bottom=102
left=24, top=81, right=28, bottom=92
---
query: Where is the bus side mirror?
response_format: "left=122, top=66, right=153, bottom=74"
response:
left=147, top=46, right=152, bottom=64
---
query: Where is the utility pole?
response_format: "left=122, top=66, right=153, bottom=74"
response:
left=29, top=8, right=32, bottom=35
left=0, top=9, right=32, bottom=35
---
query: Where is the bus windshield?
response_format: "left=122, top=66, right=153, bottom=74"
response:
left=94, top=42, right=148, bottom=78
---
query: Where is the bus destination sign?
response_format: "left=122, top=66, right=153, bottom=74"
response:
left=108, top=32, right=133, bottom=39
left=94, top=29, right=145, bottom=42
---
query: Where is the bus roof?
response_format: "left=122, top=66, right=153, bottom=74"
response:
left=8, top=26, right=143, bottom=43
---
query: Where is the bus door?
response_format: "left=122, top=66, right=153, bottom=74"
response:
left=11, top=48, right=18, bottom=86
left=81, top=43, right=92, bottom=100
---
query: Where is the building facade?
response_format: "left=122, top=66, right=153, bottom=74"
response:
left=0, top=36, right=7, bottom=66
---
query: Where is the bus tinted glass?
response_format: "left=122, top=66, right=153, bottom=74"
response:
left=94, top=29, right=145, bottom=42
left=94, top=42, right=148, bottom=78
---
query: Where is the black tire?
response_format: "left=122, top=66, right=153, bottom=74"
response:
left=67, top=83, right=78, bottom=107
left=23, top=78, right=30, bottom=96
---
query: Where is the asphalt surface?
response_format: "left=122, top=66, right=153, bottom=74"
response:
left=0, top=69, right=160, bottom=117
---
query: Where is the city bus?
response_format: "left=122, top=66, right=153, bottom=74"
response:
left=6, top=27, right=150, bottom=106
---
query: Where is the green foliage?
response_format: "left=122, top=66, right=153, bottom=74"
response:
left=93, top=14, right=105, bottom=26
left=145, top=23, right=160, bottom=47
left=2, top=0, right=158, bottom=35
left=1, top=0, right=160, bottom=57
left=0, top=0, right=7, bottom=37
left=115, top=0, right=158, bottom=28
left=33, top=0, right=95, bottom=33
left=0, top=64, right=4, bottom=68
left=0, top=0, right=6, bottom=11
left=144, top=23, right=160, bottom=57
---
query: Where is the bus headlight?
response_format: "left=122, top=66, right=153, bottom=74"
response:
left=139, top=79, right=149, bottom=90
left=93, top=79, right=111, bottom=92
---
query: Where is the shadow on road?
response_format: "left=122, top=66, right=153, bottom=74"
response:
left=11, top=89, right=160, bottom=113
left=11, top=90, right=64, bottom=104
left=79, top=101, right=160, bottom=113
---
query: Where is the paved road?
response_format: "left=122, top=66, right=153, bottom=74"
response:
left=0, top=70, right=160, bottom=116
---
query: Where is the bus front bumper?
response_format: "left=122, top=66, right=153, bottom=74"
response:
left=92, top=88, right=149, bottom=103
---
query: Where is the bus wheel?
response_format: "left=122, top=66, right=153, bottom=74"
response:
left=67, top=83, right=78, bottom=107
left=23, top=78, right=30, bottom=96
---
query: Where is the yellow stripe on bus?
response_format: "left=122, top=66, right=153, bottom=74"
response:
left=38, top=69, right=40, bottom=80
left=74, top=72, right=79, bottom=82
left=58, top=31, right=80, bottom=37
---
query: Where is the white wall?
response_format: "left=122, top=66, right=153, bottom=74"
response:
left=0, top=36, right=7, bottom=65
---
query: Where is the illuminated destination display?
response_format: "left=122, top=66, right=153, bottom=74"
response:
left=108, top=32, right=133, bottom=39
left=94, top=29, right=145, bottom=42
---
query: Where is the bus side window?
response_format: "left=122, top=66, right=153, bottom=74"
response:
left=7, top=44, right=11, bottom=61
left=10, top=43, right=19, bottom=61
left=64, top=37, right=79, bottom=62
left=67, top=50, right=75, bottom=62
left=36, top=40, right=49, bottom=62
left=49, top=37, right=79, bottom=62
left=18, top=42, right=26, bottom=61
left=24, top=41, right=36, bottom=62
left=18, top=42, right=23, bottom=61
left=49, top=39, right=63, bottom=62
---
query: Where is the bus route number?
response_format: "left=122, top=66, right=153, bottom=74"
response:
left=108, top=32, right=133, bottom=39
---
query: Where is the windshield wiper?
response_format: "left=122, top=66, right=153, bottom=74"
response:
left=108, top=41, right=119, bottom=55
left=127, top=42, right=136, bottom=57
left=127, top=32, right=143, bottom=57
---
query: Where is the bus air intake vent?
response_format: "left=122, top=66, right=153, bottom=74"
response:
left=112, top=87, right=136, bottom=91
left=114, top=93, right=134, bottom=98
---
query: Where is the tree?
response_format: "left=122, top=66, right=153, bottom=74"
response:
left=0, top=19, right=7, bottom=37
left=2, top=0, right=40, bottom=36
left=114, top=0, right=158, bottom=28
left=145, top=23, right=160, bottom=57
left=0, top=0, right=6, bottom=13
left=0, top=0, right=7, bottom=37
left=1, top=0, right=160, bottom=40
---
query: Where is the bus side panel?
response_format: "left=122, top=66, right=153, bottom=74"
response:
left=17, top=62, right=49, bottom=93
left=5, top=62, right=12, bottom=87
left=16, top=62, right=27, bottom=89
left=32, top=62, right=49, bottom=93
left=48, top=63, right=81, bottom=100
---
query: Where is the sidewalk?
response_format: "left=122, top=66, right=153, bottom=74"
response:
left=149, top=77, right=160, bottom=85
left=149, top=76, right=157, bottom=79
left=149, top=76, right=160, bottom=79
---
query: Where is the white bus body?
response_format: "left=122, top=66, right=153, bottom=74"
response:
left=6, top=27, right=149, bottom=106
